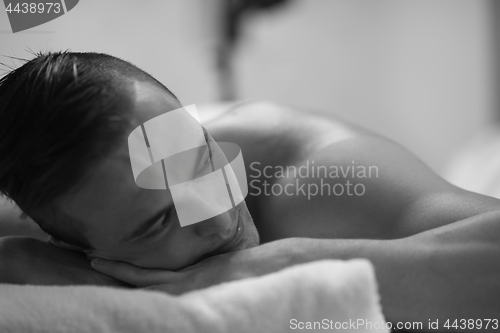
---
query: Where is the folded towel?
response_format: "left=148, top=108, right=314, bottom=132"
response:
left=0, top=259, right=388, bottom=333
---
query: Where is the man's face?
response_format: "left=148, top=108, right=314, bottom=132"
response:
left=57, top=81, right=259, bottom=270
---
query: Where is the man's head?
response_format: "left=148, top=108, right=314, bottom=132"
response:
left=0, top=51, right=259, bottom=269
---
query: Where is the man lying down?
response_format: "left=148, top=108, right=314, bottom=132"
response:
left=0, top=51, right=499, bottom=327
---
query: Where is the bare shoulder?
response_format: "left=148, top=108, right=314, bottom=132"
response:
left=206, top=100, right=366, bottom=140
left=207, top=101, right=500, bottom=243
left=205, top=100, right=368, bottom=167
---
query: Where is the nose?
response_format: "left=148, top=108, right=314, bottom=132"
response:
left=192, top=212, right=233, bottom=238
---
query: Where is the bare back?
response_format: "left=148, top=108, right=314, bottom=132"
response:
left=205, top=101, right=500, bottom=243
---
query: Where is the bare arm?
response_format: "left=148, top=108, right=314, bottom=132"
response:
left=0, top=236, right=130, bottom=287
left=284, top=210, right=500, bottom=330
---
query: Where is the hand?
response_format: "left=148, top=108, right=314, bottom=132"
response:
left=0, top=236, right=131, bottom=287
left=90, top=238, right=309, bottom=295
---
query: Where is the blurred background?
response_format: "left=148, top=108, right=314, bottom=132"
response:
left=1, top=0, right=500, bottom=211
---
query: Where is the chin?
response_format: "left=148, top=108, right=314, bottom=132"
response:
left=238, top=219, right=260, bottom=251
left=246, top=223, right=261, bottom=247
left=240, top=205, right=260, bottom=248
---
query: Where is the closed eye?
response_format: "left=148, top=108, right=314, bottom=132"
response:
left=142, top=205, right=174, bottom=239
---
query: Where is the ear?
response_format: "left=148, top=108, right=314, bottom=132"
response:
left=48, top=236, right=86, bottom=253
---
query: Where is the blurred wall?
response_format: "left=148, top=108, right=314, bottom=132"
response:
left=0, top=0, right=222, bottom=104
left=0, top=0, right=497, bottom=175
left=235, top=0, right=497, bottom=175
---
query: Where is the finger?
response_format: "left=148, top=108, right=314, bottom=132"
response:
left=90, top=258, right=180, bottom=288
left=48, top=236, right=86, bottom=252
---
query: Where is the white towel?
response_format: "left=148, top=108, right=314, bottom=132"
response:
left=0, top=259, right=388, bottom=333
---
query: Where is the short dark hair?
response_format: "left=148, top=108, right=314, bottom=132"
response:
left=0, top=50, right=178, bottom=248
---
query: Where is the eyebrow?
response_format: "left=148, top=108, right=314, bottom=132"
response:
left=122, top=205, right=172, bottom=242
